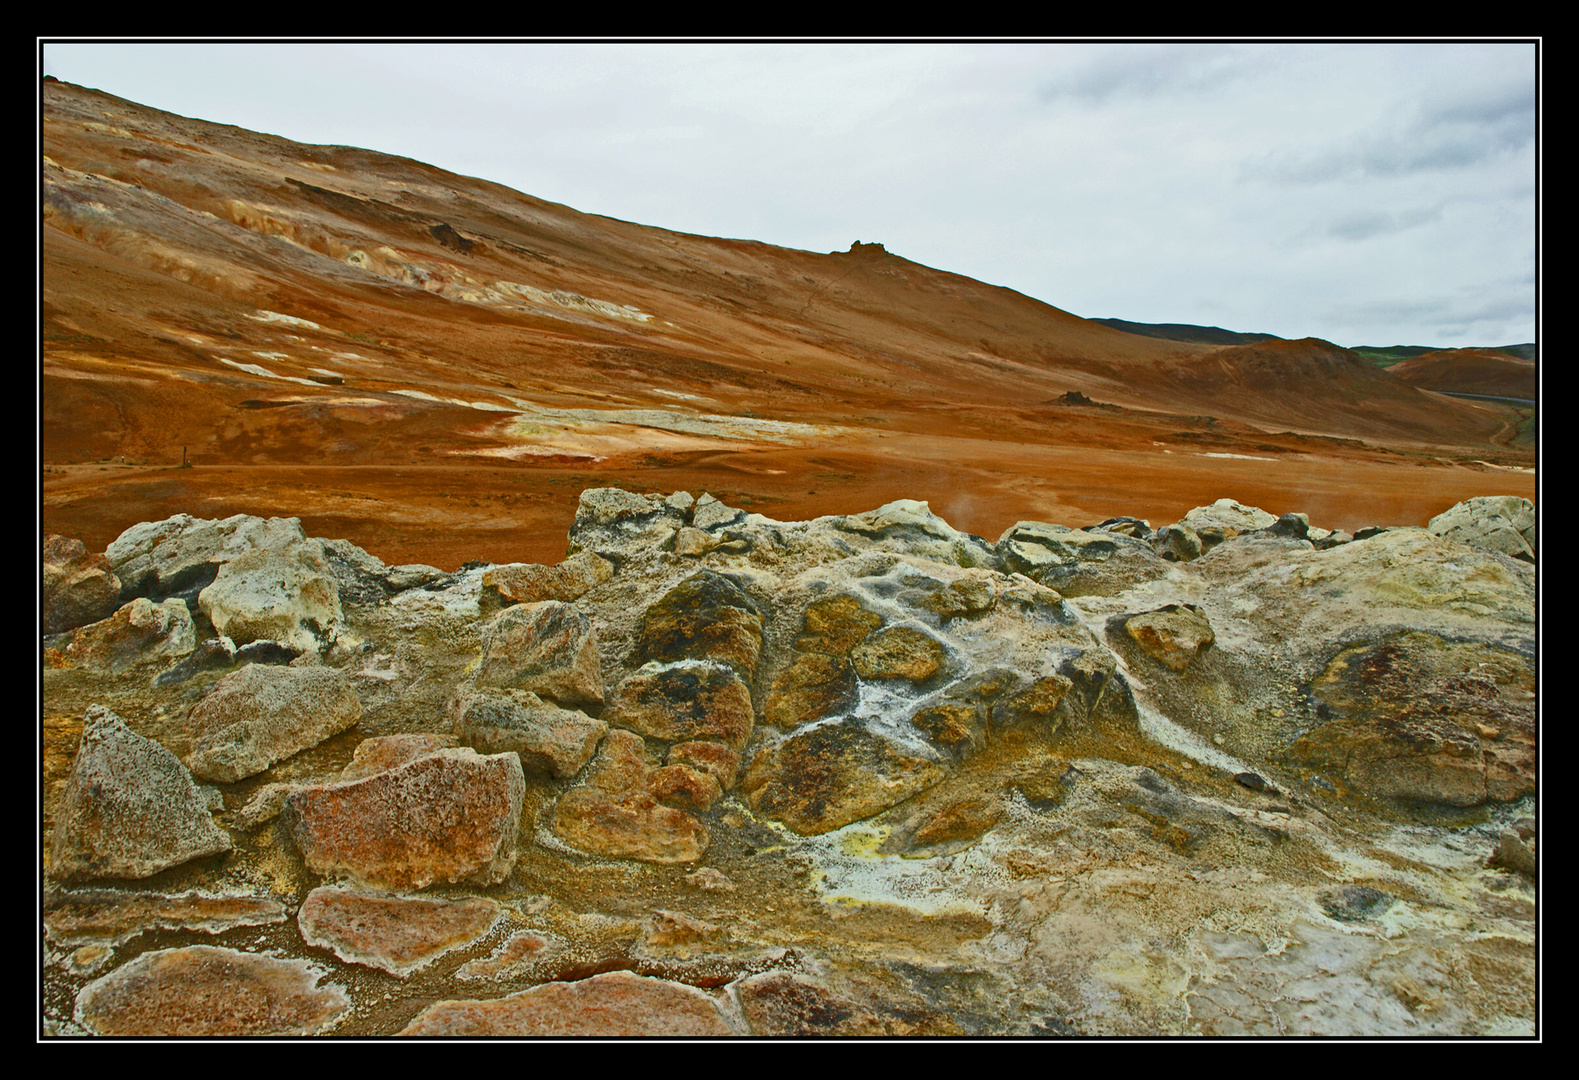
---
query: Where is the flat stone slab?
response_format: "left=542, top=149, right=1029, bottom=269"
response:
left=283, top=747, right=525, bottom=890
left=74, top=945, right=349, bottom=1036
left=185, top=663, right=363, bottom=782
left=398, top=970, right=734, bottom=1036
left=51, top=706, right=231, bottom=882
left=297, top=886, right=501, bottom=977
left=43, top=889, right=286, bottom=948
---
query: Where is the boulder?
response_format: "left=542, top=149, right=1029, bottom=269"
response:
left=398, top=970, right=734, bottom=1037
left=62, top=598, right=195, bottom=672
left=456, top=689, right=607, bottom=779
left=41, top=534, right=121, bottom=635
left=475, top=600, right=604, bottom=706
left=852, top=625, right=946, bottom=682
left=551, top=730, right=711, bottom=863
left=297, top=886, right=501, bottom=978
left=51, top=706, right=231, bottom=882
left=198, top=540, right=344, bottom=654
left=184, top=664, right=363, bottom=782
left=74, top=945, right=348, bottom=1036
left=742, top=719, right=947, bottom=835
left=1123, top=604, right=1216, bottom=672
left=283, top=747, right=525, bottom=890
left=106, top=512, right=306, bottom=601
left=480, top=551, right=614, bottom=610
left=1427, top=496, right=1536, bottom=563
left=636, top=571, right=764, bottom=679
left=605, top=660, right=754, bottom=750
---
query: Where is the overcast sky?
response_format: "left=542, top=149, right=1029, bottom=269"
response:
left=40, top=41, right=1539, bottom=348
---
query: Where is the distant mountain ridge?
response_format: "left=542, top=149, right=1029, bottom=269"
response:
left=1095, top=319, right=1535, bottom=364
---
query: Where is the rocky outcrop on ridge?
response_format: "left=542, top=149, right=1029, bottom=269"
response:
left=40, top=491, right=1538, bottom=1037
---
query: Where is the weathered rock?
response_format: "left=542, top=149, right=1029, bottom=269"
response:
left=667, top=740, right=742, bottom=790
left=283, top=747, right=525, bottom=890
left=1287, top=633, right=1535, bottom=807
left=743, top=719, right=948, bottom=835
left=457, top=689, right=607, bottom=779
left=764, top=652, right=858, bottom=729
left=1123, top=604, right=1216, bottom=672
left=297, top=886, right=501, bottom=978
left=551, top=730, right=710, bottom=863
left=997, top=520, right=1166, bottom=595
left=106, top=512, right=307, bottom=601
left=568, top=487, right=687, bottom=554
left=43, top=889, right=287, bottom=947
left=74, top=945, right=348, bottom=1036
left=1428, top=496, right=1537, bottom=563
left=1182, top=498, right=1278, bottom=537
left=337, top=733, right=460, bottom=781
left=50, top=706, right=231, bottom=882
left=1488, top=830, right=1537, bottom=878
left=62, top=598, right=195, bottom=672
left=42, top=535, right=121, bottom=635
left=198, top=540, right=344, bottom=654
left=152, top=635, right=239, bottom=687
left=605, top=660, right=754, bottom=750
left=692, top=492, right=745, bottom=531
left=1152, top=523, right=1204, bottom=563
left=838, top=499, right=998, bottom=567
left=734, top=972, right=888, bottom=1036
left=398, top=970, right=734, bottom=1037
left=456, top=929, right=564, bottom=981
left=989, top=673, right=1076, bottom=729
left=480, top=551, right=614, bottom=610
left=637, top=570, right=764, bottom=679
left=184, top=664, right=363, bottom=782
left=852, top=625, right=946, bottom=682
left=475, top=600, right=604, bottom=706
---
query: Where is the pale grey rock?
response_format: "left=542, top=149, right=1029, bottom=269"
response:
left=1181, top=498, right=1279, bottom=536
left=1428, top=496, right=1537, bottom=563
left=107, top=512, right=306, bottom=600
left=457, top=688, right=607, bottom=779
left=198, top=539, right=344, bottom=654
left=475, top=600, right=605, bottom=707
left=184, top=664, right=363, bottom=782
left=692, top=492, right=745, bottom=531
left=62, top=597, right=195, bottom=672
left=51, top=706, right=231, bottom=882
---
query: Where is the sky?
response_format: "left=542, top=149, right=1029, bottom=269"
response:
left=40, top=41, right=1539, bottom=349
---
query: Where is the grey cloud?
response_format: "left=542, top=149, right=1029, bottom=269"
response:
left=1038, top=45, right=1254, bottom=104
left=1325, top=205, right=1442, bottom=241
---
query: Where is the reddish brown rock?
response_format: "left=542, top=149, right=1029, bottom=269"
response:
left=43, top=889, right=286, bottom=948
left=480, top=552, right=613, bottom=609
left=605, top=660, right=754, bottom=750
left=184, top=663, right=363, bottom=783
left=297, top=886, right=501, bottom=977
left=648, top=763, right=724, bottom=811
left=852, top=624, right=946, bottom=682
left=667, top=740, right=741, bottom=789
left=551, top=730, right=710, bottom=864
left=734, top=971, right=887, bottom=1037
left=457, top=929, right=563, bottom=981
left=476, top=600, right=604, bottom=707
left=50, top=706, right=231, bottom=882
left=74, top=945, right=349, bottom=1036
left=398, top=970, right=734, bottom=1036
left=283, top=747, right=525, bottom=890
left=337, top=733, right=460, bottom=781
left=42, top=534, right=121, bottom=635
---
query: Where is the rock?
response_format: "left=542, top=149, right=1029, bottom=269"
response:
left=692, top=492, right=745, bottom=531
left=398, top=970, right=734, bottom=1037
left=152, top=635, right=239, bottom=687
left=551, top=730, right=710, bottom=863
left=107, top=512, right=306, bottom=601
left=1319, top=886, right=1395, bottom=923
left=475, top=600, right=604, bottom=707
left=1182, top=498, right=1278, bottom=537
left=743, top=719, right=947, bottom=835
left=456, top=689, right=607, bottom=779
left=50, top=706, right=231, bottom=882
left=480, top=551, right=614, bottom=610
left=1123, top=604, right=1215, bottom=672
left=735, top=971, right=888, bottom=1036
left=667, top=740, right=742, bottom=790
left=337, top=733, right=460, bottom=781
left=62, top=597, right=195, bottom=672
left=1152, top=523, right=1204, bottom=563
left=1288, top=632, right=1535, bottom=807
left=568, top=487, right=687, bottom=554
left=457, top=929, right=563, bottom=981
left=605, top=660, right=754, bottom=750
left=184, top=664, right=363, bottom=782
left=1488, top=830, right=1537, bottom=878
left=74, top=945, right=349, bottom=1036
left=43, top=889, right=287, bottom=948
left=885, top=795, right=1004, bottom=855
left=297, top=886, right=501, bottom=977
left=997, top=520, right=1166, bottom=595
left=198, top=540, right=344, bottom=654
left=1428, top=496, right=1537, bottom=563
left=643, top=908, right=721, bottom=950
left=685, top=866, right=736, bottom=892
left=41, top=535, right=121, bottom=635
left=283, top=747, right=525, bottom=890
left=637, top=570, right=765, bottom=678
left=989, top=673, right=1076, bottom=729
left=852, top=625, right=946, bottom=682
